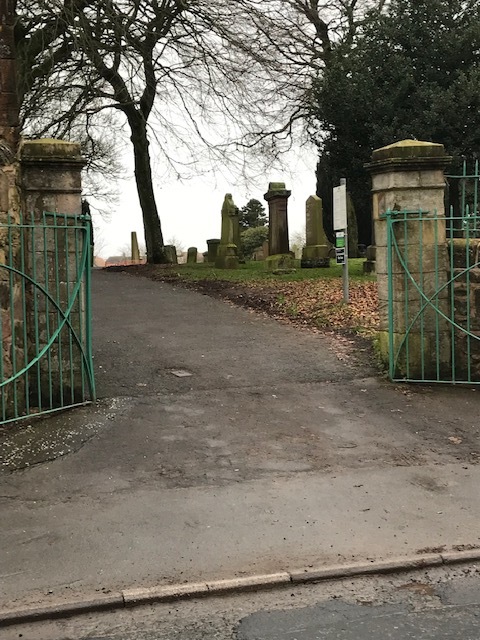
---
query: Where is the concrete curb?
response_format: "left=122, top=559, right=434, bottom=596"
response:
left=2, top=549, right=480, bottom=627
left=0, top=593, right=124, bottom=626
left=289, top=553, right=444, bottom=583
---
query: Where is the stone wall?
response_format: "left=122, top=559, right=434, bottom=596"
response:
left=0, top=161, right=24, bottom=419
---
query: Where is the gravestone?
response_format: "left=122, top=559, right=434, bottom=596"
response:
left=215, top=193, right=240, bottom=269
left=164, top=245, right=178, bottom=264
left=131, top=231, right=140, bottom=262
left=264, top=182, right=298, bottom=272
left=207, top=238, right=220, bottom=263
left=301, top=195, right=330, bottom=268
left=187, top=247, right=197, bottom=264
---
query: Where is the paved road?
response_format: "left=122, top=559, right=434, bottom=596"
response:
left=1, top=270, right=480, bottom=611
left=238, top=604, right=480, bottom=640
left=3, top=565, right=480, bottom=639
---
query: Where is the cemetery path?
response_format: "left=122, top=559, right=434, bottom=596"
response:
left=1, top=269, right=480, bottom=612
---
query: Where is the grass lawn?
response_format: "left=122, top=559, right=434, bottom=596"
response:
left=165, top=258, right=374, bottom=283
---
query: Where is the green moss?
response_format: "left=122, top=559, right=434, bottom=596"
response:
left=21, top=139, right=82, bottom=160
left=265, top=253, right=300, bottom=272
left=372, top=139, right=446, bottom=162
left=268, top=181, right=286, bottom=191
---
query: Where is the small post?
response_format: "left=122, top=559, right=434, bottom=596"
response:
left=334, top=178, right=349, bottom=303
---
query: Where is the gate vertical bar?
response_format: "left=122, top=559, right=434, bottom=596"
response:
left=434, top=214, right=440, bottom=381
left=42, top=211, right=53, bottom=409
left=30, top=209, right=42, bottom=410
left=84, top=215, right=95, bottom=401
left=74, top=218, right=86, bottom=400
left=19, top=211, right=30, bottom=414
left=448, top=210, right=456, bottom=382
left=466, top=204, right=472, bottom=382
left=386, top=211, right=395, bottom=380
left=7, top=210, right=18, bottom=415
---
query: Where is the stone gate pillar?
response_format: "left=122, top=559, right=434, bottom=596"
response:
left=366, top=140, right=452, bottom=377
left=20, top=139, right=84, bottom=215
left=20, top=139, right=87, bottom=405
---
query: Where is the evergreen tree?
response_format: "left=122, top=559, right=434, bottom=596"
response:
left=239, top=199, right=267, bottom=230
left=240, top=226, right=269, bottom=258
left=310, top=0, right=480, bottom=244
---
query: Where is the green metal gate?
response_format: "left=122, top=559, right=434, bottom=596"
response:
left=385, top=211, right=480, bottom=383
left=386, top=160, right=480, bottom=383
left=0, top=211, right=95, bottom=424
left=384, top=161, right=480, bottom=384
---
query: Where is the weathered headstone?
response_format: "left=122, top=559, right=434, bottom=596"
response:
left=131, top=231, right=140, bottom=262
left=164, top=245, right=178, bottom=264
left=187, top=247, right=197, bottom=264
left=206, top=238, right=220, bottom=263
left=262, top=239, right=269, bottom=258
left=363, top=245, right=376, bottom=273
left=264, top=182, right=298, bottom=272
left=215, top=194, right=240, bottom=269
left=301, top=195, right=330, bottom=268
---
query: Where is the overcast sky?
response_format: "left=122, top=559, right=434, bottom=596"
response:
left=92, top=144, right=318, bottom=258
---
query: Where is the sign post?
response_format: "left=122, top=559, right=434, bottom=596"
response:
left=333, top=178, right=349, bottom=303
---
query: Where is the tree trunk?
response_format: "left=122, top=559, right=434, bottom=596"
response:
left=129, top=114, right=169, bottom=264
left=0, top=0, right=20, bottom=155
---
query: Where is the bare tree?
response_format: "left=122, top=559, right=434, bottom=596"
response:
left=166, top=236, right=185, bottom=254
left=15, top=1, right=388, bottom=262
left=290, top=229, right=306, bottom=259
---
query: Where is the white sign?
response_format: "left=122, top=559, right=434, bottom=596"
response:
left=333, top=184, right=347, bottom=231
